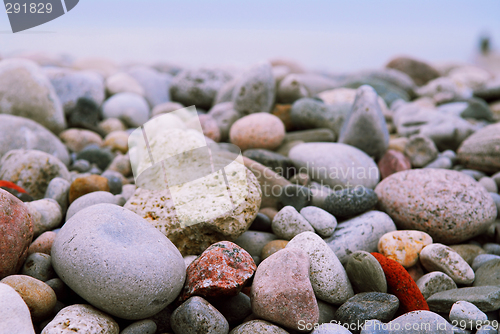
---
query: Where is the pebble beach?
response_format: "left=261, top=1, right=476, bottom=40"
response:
left=0, top=51, right=499, bottom=334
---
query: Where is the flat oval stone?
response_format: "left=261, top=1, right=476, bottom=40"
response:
left=473, top=259, right=500, bottom=287
left=51, top=204, right=186, bottom=320
left=102, top=92, right=150, bottom=127
left=325, top=211, right=396, bottom=265
left=66, top=191, right=124, bottom=221
left=420, top=243, right=475, bottom=285
left=68, top=175, right=110, bottom=203
left=324, top=186, right=378, bottom=218
left=387, top=310, right=454, bottom=334
left=289, top=143, right=380, bottom=189
left=450, top=244, right=486, bottom=266
left=25, top=198, right=62, bottom=237
left=0, top=283, right=35, bottom=334
left=271, top=206, right=314, bottom=240
left=472, top=254, right=500, bottom=271
left=300, top=206, right=337, bottom=237
left=416, top=272, right=457, bottom=300
left=286, top=231, right=354, bottom=305
left=426, top=286, right=500, bottom=313
left=230, top=113, right=286, bottom=151
left=121, top=320, right=157, bottom=334
left=457, top=122, right=500, bottom=173
left=378, top=230, right=432, bottom=268
left=375, top=169, right=497, bottom=244
left=171, top=296, right=229, bottom=334
left=41, top=304, right=119, bottom=334
left=229, top=320, right=289, bottom=334
left=449, top=301, right=487, bottom=330
left=345, top=251, right=387, bottom=293
left=251, top=248, right=319, bottom=332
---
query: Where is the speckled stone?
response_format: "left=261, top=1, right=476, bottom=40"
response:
left=121, top=320, right=157, bottom=334
left=449, top=301, right=488, bottom=330
left=171, top=296, right=229, bottom=334
left=404, top=135, right=439, bottom=168
left=271, top=206, right=314, bottom=240
left=457, top=122, right=500, bottom=173
left=243, top=149, right=294, bottom=179
left=251, top=248, right=319, bottom=332
left=20, top=252, right=55, bottom=282
left=387, top=310, right=454, bottom=334
left=450, top=244, right=486, bottom=266
left=375, top=169, right=497, bottom=244
left=324, top=186, right=378, bottom=218
left=416, top=272, right=458, bottom=300
left=59, top=129, right=103, bottom=153
left=230, top=113, right=285, bottom=151
left=261, top=240, right=289, bottom=260
left=207, top=102, right=241, bottom=142
left=345, top=251, right=387, bottom=293
left=232, top=62, right=275, bottom=115
left=229, top=320, right=289, bottom=334
left=300, top=206, right=337, bottom=237
left=324, top=211, right=397, bottom=265
left=426, top=286, right=500, bottom=313
left=377, top=149, right=411, bottom=179
left=68, top=174, right=110, bottom=203
left=286, top=231, right=354, bottom=305
left=0, top=282, right=35, bottom=334
left=377, top=230, right=432, bottom=268
left=27, top=231, right=56, bottom=256
left=1, top=275, right=57, bottom=322
left=420, top=243, right=475, bottom=285
left=41, top=304, right=119, bottom=334
left=473, top=259, right=500, bottom=287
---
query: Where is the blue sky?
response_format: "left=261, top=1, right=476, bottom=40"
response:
left=1, top=0, right=499, bottom=71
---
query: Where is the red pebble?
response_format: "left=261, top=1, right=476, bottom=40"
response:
left=377, top=150, right=411, bottom=179
left=371, top=252, right=429, bottom=313
left=0, top=180, right=28, bottom=193
left=182, top=241, right=256, bottom=300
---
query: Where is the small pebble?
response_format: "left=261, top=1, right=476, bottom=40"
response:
left=261, top=240, right=289, bottom=261
left=170, top=296, right=229, bottom=334
left=271, top=206, right=314, bottom=240
left=449, top=301, right=488, bottom=330
left=377, top=149, right=411, bottom=179
left=404, top=134, right=439, bottom=167
left=324, top=186, right=378, bottom=218
left=230, top=113, right=286, bottom=151
left=20, top=253, right=56, bottom=282
left=377, top=230, right=432, bottom=268
left=300, top=206, right=337, bottom=237
left=345, top=251, right=387, bottom=293
left=68, top=174, right=110, bottom=203
left=27, top=231, right=57, bottom=256
left=279, top=184, right=312, bottom=211
left=415, top=271, right=457, bottom=300
left=121, top=320, right=157, bottom=334
left=472, top=254, right=500, bottom=271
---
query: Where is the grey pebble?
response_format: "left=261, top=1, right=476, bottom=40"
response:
left=472, top=254, right=500, bottom=271
left=121, top=319, right=157, bottom=334
left=323, top=186, right=378, bottom=218
left=76, top=145, right=114, bottom=171
left=271, top=206, right=314, bottom=240
left=284, top=128, right=337, bottom=143
left=66, top=191, right=126, bottom=221
left=404, top=134, right=439, bottom=168
left=21, top=253, right=56, bottom=282
left=416, top=272, right=457, bottom=300
left=483, top=243, right=500, bottom=255
left=101, top=170, right=123, bottom=195
left=170, top=296, right=229, bottom=334
left=473, top=259, right=500, bottom=287
left=427, top=286, right=500, bottom=313
left=449, top=301, right=487, bottom=331
left=232, top=62, right=275, bottom=115
left=345, top=251, right=387, bottom=294
left=279, top=184, right=312, bottom=211
left=300, top=206, right=337, bottom=238
left=70, top=159, right=91, bottom=173
left=489, top=193, right=500, bottom=219
left=211, top=293, right=252, bottom=325
left=234, top=231, right=277, bottom=264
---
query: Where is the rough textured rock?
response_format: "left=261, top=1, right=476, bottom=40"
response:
left=375, top=169, right=497, bottom=244
left=457, top=122, right=500, bottom=173
left=323, top=186, right=378, bottom=218
left=404, top=134, right=439, bottom=168
left=51, top=204, right=186, bottom=320
left=416, top=272, right=457, bottom=300
left=170, top=296, right=229, bottom=334
left=377, top=230, right=432, bottom=268
left=0, top=58, right=66, bottom=134
left=0, top=283, right=35, bottom=334
left=232, top=62, right=275, bottom=115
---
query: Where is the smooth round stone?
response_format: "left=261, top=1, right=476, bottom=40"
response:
left=170, top=68, right=232, bottom=110
left=243, top=149, right=294, bottom=179
left=261, top=240, right=289, bottom=261
left=127, top=65, right=172, bottom=107
left=289, top=143, right=380, bottom=189
left=102, top=92, right=150, bottom=127
left=0, top=149, right=70, bottom=200
left=483, top=243, right=500, bottom=255
left=479, top=177, right=499, bottom=194
left=70, top=159, right=91, bottom=173
left=68, top=174, right=110, bottom=203
left=197, top=114, right=221, bottom=142
left=230, top=113, right=285, bottom=151
left=420, top=244, right=475, bottom=285
left=450, top=301, right=487, bottom=330
left=171, top=296, right=229, bottom=334
left=271, top=206, right=314, bottom=240
left=25, top=199, right=62, bottom=237
left=51, top=204, right=186, bottom=320
left=103, top=131, right=128, bottom=154
left=388, top=136, right=409, bottom=152
left=287, top=231, right=354, bottom=305
left=375, top=169, right=497, bottom=244
left=249, top=212, right=272, bottom=232
left=426, top=286, right=500, bottom=313
left=311, top=324, right=354, bottom=334
left=59, top=129, right=103, bottom=153
left=0, top=283, right=35, bottom=334
left=44, top=177, right=70, bottom=214
left=101, top=170, right=124, bottom=195
left=300, top=206, right=337, bottom=237
left=120, top=184, right=136, bottom=202
left=279, top=184, right=312, bottom=211
left=234, top=231, right=277, bottom=263
left=0, top=58, right=66, bottom=134
left=229, top=320, right=289, bottom=334
left=106, top=72, right=144, bottom=96
left=98, top=117, right=126, bottom=135
left=457, top=122, right=500, bottom=173
left=44, top=278, right=67, bottom=301
left=21, top=253, right=55, bottom=282
left=473, top=259, right=500, bottom=287
left=416, top=272, right=458, bottom=300
left=324, top=211, right=396, bottom=265
left=377, top=149, right=411, bottom=179
left=388, top=310, right=454, bottom=334
left=232, top=62, right=275, bottom=115
left=449, top=244, right=486, bottom=266
left=121, top=320, right=157, bottom=334
left=211, top=293, right=252, bottom=326
left=345, top=251, right=387, bottom=293
left=490, top=193, right=500, bottom=219
left=41, top=304, right=119, bottom=334
left=1, top=275, right=57, bottom=322
left=404, top=135, right=439, bottom=168
left=386, top=56, right=440, bottom=86
left=66, top=191, right=125, bottom=221
left=208, top=102, right=241, bottom=142
left=377, top=230, right=432, bottom=268
left=472, top=254, right=500, bottom=271
left=424, top=156, right=453, bottom=169
left=324, top=186, right=378, bottom=218
left=0, top=190, right=33, bottom=279
left=107, top=153, right=132, bottom=176
left=27, top=231, right=56, bottom=256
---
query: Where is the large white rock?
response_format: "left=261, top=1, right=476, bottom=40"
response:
left=0, top=283, right=35, bottom=334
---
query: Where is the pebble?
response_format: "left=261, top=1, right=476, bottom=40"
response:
left=211, top=292, right=252, bottom=326
left=235, top=231, right=277, bottom=263
left=229, top=320, right=289, bottom=333
left=457, top=122, right=500, bottom=173
left=279, top=184, right=312, bottom=211
left=182, top=241, right=256, bottom=300
left=479, top=177, right=499, bottom=193
left=230, top=113, right=286, bottom=151
left=345, top=251, right=387, bottom=293
left=385, top=56, right=440, bottom=86
left=41, top=304, right=119, bottom=334
left=243, top=149, right=294, bottom=179
left=377, top=149, right=411, bottom=179
left=426, top=286, right=500, bottom=313
left=103, top=131, right=128, bottom=153
left=278, top=73, right=337, bottom=103
left=490, top=193, right=500, bottom=219
left=27, top=231, right=56, bottom=256
left=0, top=149, right=70, bottom=200
left=483, top=243, right=500, bottom=255
left=198, top=114, right=221, bottom=142
left=419, top=243, right=475, bottom=285
left=0, top=58, right=66, bottom=133
left=251, top=248, right=319, bottom=331
left=51, top=204, right=186, bottom=319
left=102, top=92, right=150, bottom=128
left=417, top=77, right=472, bottom=103
left=387, top=310, right=454, bottom=334
left=271, top=206, right=314, bottom=240
left=121, top=319, right=157, bottom=334
left=290, top=98, right=348, bottom=136
left=101, top=170, right=124, bottom=195
left=323, top=186, right=378, bottom=218
left=249, top=212, right=273, bottom=232
left=70, top=159, right=91, bottom=173
left=107, top=153, right=132, bottom=176
left=66, top=97, right=102, bottom=130
left=377, top=230, right=432, bottom=268
left=404, top=134, right=439, bottom=167
left=325, top=211, right=397, bottom=264
left=472, top=254, right=500, bottom=271
left=43, top=177, right=70, bottom=213
left=335, top=292, right=399, bottom=333
left=98, top=117, right=126, bottom=135
left=388, top=136, right=409, bottom=152
left=338, top=85, right=389, bottom=159
left=450, top=244, right=486, bottom=266
left=68, top=174, right=110, bottom=203
left=66, top=191, right=124, bottom=221
left=120, top=184, right=136, bottom=201
left=208, top=102, right=241, bottom=142
left=416, top=271, right=458, bottom=300
left=25, top=199, right=62, bottom=237
left=289, top=143, right=380, bottom=190
left=424, top=155, right=453, bottom=169
left=375, top=169, right=497, bottom=244
left=171, top=296, right=229, bottom=334
left=127, top=65, right=172, bottom=107
left=0, top=190, right=34, bottom=279
left=261, top=240, right=289, bottom=261
left=170, top=68, right=232, bottom=109
left=75, top=145, right=114, bottom=171
left=473, top=259, right=500, bottom=287
left=449, top=301, right=488, bottom=330
left=44, top=278, right=67, bottom=301
left=105, top=72, right=144, bottom=96
left=300, top=206, right=337, bottom=237
left=233, top=62, right=275, bottom=115
left=0, top=282, right=36, bottom=334
left=59, top=128, right=103, bottom=153
left=1, top=275, right=57, bottom=321
left=287, top=232, right=354, bottom=304
left=284, top=128, right=337, bottom=143
left=311, top=324, right=354, bottom=333
left=21, top=253, right=55, bottom=282
left=272, top=103, right=293, bottom=131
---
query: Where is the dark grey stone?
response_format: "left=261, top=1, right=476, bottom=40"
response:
left=290, top=98, right=349, bottom=136
left=474, top=82, right=500, bottom=102
left=76, top=144, right=114, bottom=170
left=243, top=149, right=294, bottom=179
left=20, top=253, right=56, bottom=282
left=427, top=287, right=500, bottom=313
left=341, top=74, right=411, bottom=105
left=324, top=186, right=378, bottom=218
left=211, top=293, right=252, bottom=325
left=70, top=159, right=91, bottom=173
left=345, top=251, right=387, bottom=294
left=121, top=319, right=157, bottom=334
left=232, top=62, right=275, bottom=115
left=67, top=98, right=103, bottom=132
left=170, top=296, right=229, bottom=334
left=279, top=184, right=312, bottom=211
left=101, top=170, right=123, bottom=195
left=483, top=243, right=500, bottom=256
left=472, top=254, right=500, bottom=271
left=285, top=128, right=336, bottom=143
left=45, top=278, right=68, bottom=301
left=473, top=259, right=500, bottom=287
left=438, top=98, right=494, bottom=121
left=249, top=213, right=273, bottom=233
